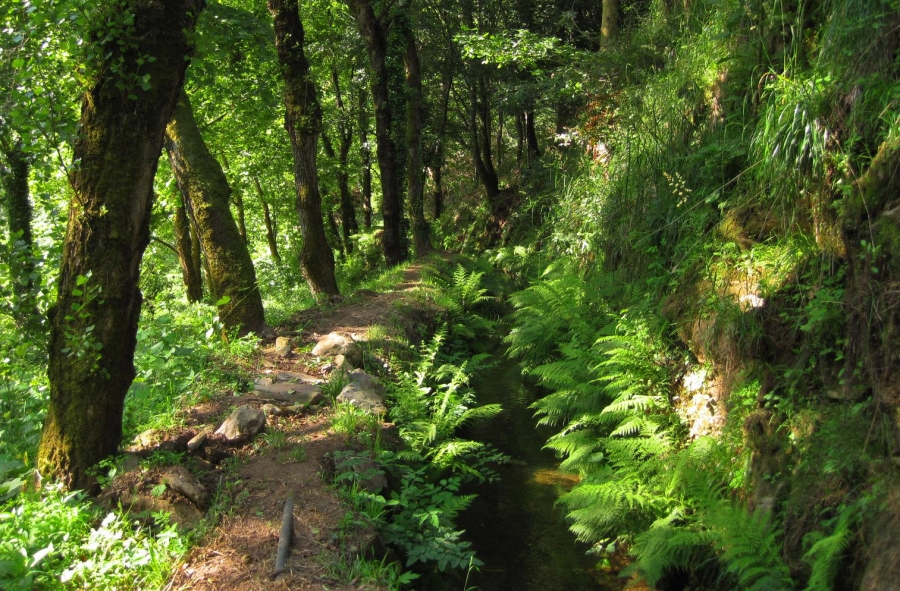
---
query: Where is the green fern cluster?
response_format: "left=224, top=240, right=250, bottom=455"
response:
left=507, top=266, right=802, bottom=587
left=424, top=264, right=495, bottom=342
left=388, top=328, right=504, bottom=480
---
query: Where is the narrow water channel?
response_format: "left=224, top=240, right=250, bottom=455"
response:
left=457, top=355, right=622, bottom=591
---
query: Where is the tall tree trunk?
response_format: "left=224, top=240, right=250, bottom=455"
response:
left=233, top=189, right=248, bottom=243
left=432, top=155, right=444, bottom=220
left=38, top=0, right=204, bottom=491
left=358, top=88, right=373, bottom=229
left=269, top=0, right=340, bottom=295
left=253, top=177, right=282, bottom=265
left=330, top=65, right=360, bottom=249
left=220, top=153, right=247, bottom=243
left=524, top=109, right=541, bottom=162
left=173, top=197, right=203, bottom=303
left=469, top=79, right=500, bottom=201
left=515, top=111, right=525, bottom=165
left=601, top=0, right=619, bottom=45
left=404, top=33, right=431, bottom=257
left=165, top=89, right=271, bottom=337
left=348, top=0, right=404, bottom=266
left=0, top=139, right=37, bottom=317
left=323, top=132, right=358, bottom=254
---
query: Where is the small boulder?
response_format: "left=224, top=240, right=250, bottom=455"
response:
left=312, top=332, right=363, bottom=366
left=348, top=369, right=385, bottom=396
left=261, top=403, right=283, bottom=417
left=337, top=371, right=386, bottom=414
left=215, top=405, right=266, bottom=442
left=162, top=465, right=208, bottom=508
left=274, top=337, right=294, bottom=358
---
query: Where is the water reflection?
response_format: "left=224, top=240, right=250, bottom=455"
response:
left=453, top=357, right=620, bottom=591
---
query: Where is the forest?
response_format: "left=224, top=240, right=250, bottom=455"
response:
left=1, top=0, right=899, bottom=589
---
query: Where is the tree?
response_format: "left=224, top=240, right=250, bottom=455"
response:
left=38, top=0, right=204, bottom=491
left=172, top=194, right=203, bottom=303
left=0, top=137, right=36, bottom=312
left=404, top=25, right=432, bottom=256
left=601, top=0, right=619, bottom=45
left=165, top=88, right=272, bottom=337
left=269, top=0, right=340, bottom=296
left=347, top=0, right=406, bottom=266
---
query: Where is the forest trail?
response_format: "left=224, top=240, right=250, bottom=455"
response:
left=163, top=260, right=441, bottom=591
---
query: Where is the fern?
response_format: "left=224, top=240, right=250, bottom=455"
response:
left=802, top=503, right=857, bottom=591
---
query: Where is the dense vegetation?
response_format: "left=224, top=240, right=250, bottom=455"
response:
left=2, top=0, right=899, bottom=587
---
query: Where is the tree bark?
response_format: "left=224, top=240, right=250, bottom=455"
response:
left=323, top=131, right=358, bottom=254
left=269, top=0, right=340, bottom=295
left=348, top=0, right=404, bottom=266
left=601, top=0, right=619, bottom=45
left=253, top=177, right=282, bottom=265
left=38, top=0, right=204, bottom=491
left=524, top=110, right=541, bottom=162
left=469, top=79, right=500, bottom=201
left=233, top=189, right=248, bottom=243
left=220, top=153, right=247, bottom=243
left=0, top=138, right=37, bottom=316
left=404, top=32, right=431, bottom=257
left=358, top=87, right=373, bottom=229
left=173, top=196, right=203, bottom=303
left=165, top=89, right=271, bottom=337
left=330, top=66, right=360, bottom=249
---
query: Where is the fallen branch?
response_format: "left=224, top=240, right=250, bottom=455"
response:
left=272, top=496, right=294, bottom=579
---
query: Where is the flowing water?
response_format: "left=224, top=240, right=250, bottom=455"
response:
left=455, top=356, right=622, bottom=591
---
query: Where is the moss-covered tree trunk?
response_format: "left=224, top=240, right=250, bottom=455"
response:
left=269, top=0, right=340, bottom=296
left=165, top=89, right=271, bottom=336
left=404, top=32, right=431, bottom=257
left=173, top=197, right=203, bottom=303
left=349, top=0, right=404, bottom=266
left=38, top=0, right=204, bottom=491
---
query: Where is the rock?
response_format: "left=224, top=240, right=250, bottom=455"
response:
left=187, top=432, right=207, bottom=452
left=285, top=403, right=310, bottom=415
left=261, top=403, right=283, bottom=417
left=253, top=380, right=322, bottom=405
left=162, top=465, right=208, bottom=508
left=215, top=405, right=266, bottom=442
left=334, top=354, right=354, bottom=372
left=275, top=370, right=322, bottom=384
left=274, top=336, right=294, bottom=358
left=121, top=453, right=142, bottom=473
left=133, top=428, right=160, bottom=449
left=348, top=369, right=385, bottom=396
left=337, top=371, right=387, bottom=414
left=312, top=332, right=363, bottom=366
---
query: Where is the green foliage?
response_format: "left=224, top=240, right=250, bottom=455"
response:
left=382, top=468, right=479, bottom=572
left=424, top=264, right=496, bottom=343
left=124, top=303, right=251, bottom=439
left=388, top=329, right=504, bottom=479
left=0, top=485, right=186, bottom=590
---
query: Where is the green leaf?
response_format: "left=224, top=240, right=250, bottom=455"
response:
left=214, top=295, right=231, bottom=306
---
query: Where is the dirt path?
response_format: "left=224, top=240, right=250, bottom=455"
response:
left=159, top=261, right=441, bottom=591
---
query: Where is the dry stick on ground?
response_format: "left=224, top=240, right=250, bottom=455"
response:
left=272, top=496, right=294, bottom=579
